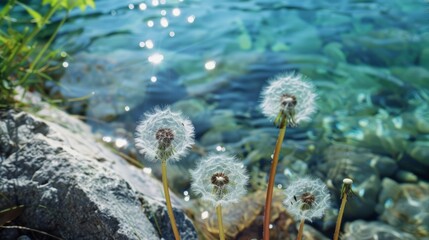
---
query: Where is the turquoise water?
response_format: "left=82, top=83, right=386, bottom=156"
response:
left=55, top=0, right=429, bottom=239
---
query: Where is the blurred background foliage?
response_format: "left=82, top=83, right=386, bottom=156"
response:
left=0, top=0, right=94, bottom=108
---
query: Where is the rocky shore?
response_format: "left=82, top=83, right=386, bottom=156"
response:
left=0, top=99, right=197, bottom=239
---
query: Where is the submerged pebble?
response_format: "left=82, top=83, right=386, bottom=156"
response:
left=377, top=178, right=429, bottom=238
left=395, top=170, right=418, bottom=183
left=343, top=220, right=417, bottom=240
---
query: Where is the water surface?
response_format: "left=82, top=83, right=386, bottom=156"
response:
left=55, top=0, right=429, bottom=238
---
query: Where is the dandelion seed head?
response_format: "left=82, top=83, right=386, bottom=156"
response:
left=283, top=177, right=330, bottom=222
left=135, top=107, right=194, bottom=162
left=211, top=172, right=229, bottom=187
left=260, top=72, right=317, bottom=126
left=156, top=128, right=175, bottom=148
left=191, top=153, right=248, bottom=206
left=280, top=93, right=297, bottom=111
left=301, top=192, right=316, bottom=206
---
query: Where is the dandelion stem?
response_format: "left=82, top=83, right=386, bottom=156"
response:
left=297, top=217, right=305, bottom=240
left=333, top=178, right=353, bottom=240
left=216, top=204, right=225, bottom=240
left=161, top=159, right=181, bottom=240
left=333, top=190, right=349, bottom=240
left=263, top=121, right=287, bottom=240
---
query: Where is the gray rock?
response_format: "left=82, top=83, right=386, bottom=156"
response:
left=17, top=236, right=32, bottom=240
left=0, top=108, right=196, bottom=239
left=142, top=197, right=198, bottom=240
left=0, top=110, right=157, bottom=239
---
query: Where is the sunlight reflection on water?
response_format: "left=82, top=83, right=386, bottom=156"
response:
left=139, top=3, right=147, bottom=10
left=148, top=53, right=164, bottom=64
left=172, top=8, right=181, bottom=16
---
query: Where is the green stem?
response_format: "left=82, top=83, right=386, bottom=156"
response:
left=0, top=0, right=15, bottom=26
left=297, top=217, right=305, bottom=240
left=263, top=120, right=287, bottom=240
left=19, top=12, right=68, bottom=86
left=216, top=205, right=225, bottom=240
left=161, top=160, right=181, bottom=240
left=333, top=192, right=348, bottom=240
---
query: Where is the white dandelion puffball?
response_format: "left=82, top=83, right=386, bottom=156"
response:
left=260, top=72, right=317, bottom=125
left=135, top=106, right=195, bottom=162
left=283, top=177, right=330, bottom=222
left=190, top=153, right=248, bottom=207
